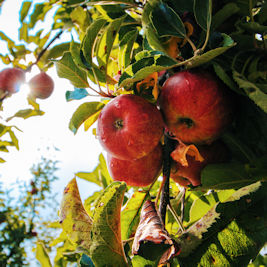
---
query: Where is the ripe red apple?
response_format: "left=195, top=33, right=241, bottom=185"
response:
left=29, top=72, right=54, bottom=99
left=159, top=70, right=233, bottom=144
left=107, top=143, right=163, bottom=187
left=97, top=94, right=164, bottom=160
left=170, top=141, right=229, bottom=187
left=0, top=67, right=25, bottom=94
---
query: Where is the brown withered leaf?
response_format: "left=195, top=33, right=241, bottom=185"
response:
left=171, top=140, right=204, bottom=167
left=132, top=200, right=180, bottom=264
left=59, top=178, right=93, bottom=250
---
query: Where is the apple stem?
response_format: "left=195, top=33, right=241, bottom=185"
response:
left=159, top=134, right=175, bottom=224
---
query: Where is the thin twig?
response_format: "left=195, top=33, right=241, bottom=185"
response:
left=26, top=30, right=64, bottom=72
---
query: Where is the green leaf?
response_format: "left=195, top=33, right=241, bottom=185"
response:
left=178, top=182, right=266, bottom=266
left=8, top=130, right=19, bottom=150
left=118, top=29, right=138, bottom=69
left=238, top=21, right=267, bottom=34
left=90, top=182, right=128, bottom=267
left=36, top=242, right=52, bottom=267
left=233, top=71, right=267, bottom=113
left=213, top=62, right=242, bottom=95
left=193, top=0, right=212, bottom=31
left=189, top=189, right=235, bottom=226
left=119, top=53, right=177, bottom=88
left=69, top=101, right=105, bottom=134
left=121, top=191, right=149, bottom=240
left=44, top=43, right=70, bottom=61
left=144, top=24, right=166, bottom=53
left=59, top=178, right=93, bottom=250
left=150, top=2, right=186, bottom=38
left=19, top=1, right=32, bottom=23
left=200, top=156, right=267, bottom=190
left=19, top=22, right=28, bottom=42
left=29, top=3, right=52, bottom=29
left=82, top=19, right=107, bottom=65
left=76, top=153, right=113, bottom=189
left=54, top=52, right=89, bottom=88
left=96, top=16, right=125, bottom=69
left=70, top=6, right=90, bottom=32
left=6, top=109, right=45, bottom=122
left=186, top=43, right=235, bottom=69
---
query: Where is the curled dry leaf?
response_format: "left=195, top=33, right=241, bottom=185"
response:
left=132, top=200, right=180, bottom=264
left=59, top=178, right=93, bottom=250
left=136, top=72, right=159, bottom=100
left=171, top=140, right=204, bottom=167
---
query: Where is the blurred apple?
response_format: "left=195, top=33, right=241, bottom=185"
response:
left=29, top=72, right=54, bottom=99
left=0, top=67, right=25, bottom=95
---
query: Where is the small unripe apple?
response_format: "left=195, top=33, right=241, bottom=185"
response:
left=171, top=141, right=229, bottom=187
left=0, top=67, right=25, bottom=94
left=29, top=72, right=54, bottom=99
left=107, top=143, right=163, bottom=187
left=159, top=70, right=233, bottom=144
left=97, top=94, right=164, bottom=160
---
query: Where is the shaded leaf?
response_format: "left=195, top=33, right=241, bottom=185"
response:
left=193, top=0, right=212, bottom=31
left=59, top=178, right=93, bottom=250
left=150, top=2, right=186, bottom=38
left=90, top=182, right=128, bottom=267
left=69, top=101, right=105, bottom=134
left=233, top=71, right=267, bottom=113
left=80, top=254, right=95, bottom=267
left=54, top=52, right=89, bottom=88
left=200, top=156, right=267, bottom=190
left=121, top=191, right=149, bottom=240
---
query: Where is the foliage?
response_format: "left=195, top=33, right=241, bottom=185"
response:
left=0, top=0, right=266, bottom=266
left=0, top=155, right=59, bottom=266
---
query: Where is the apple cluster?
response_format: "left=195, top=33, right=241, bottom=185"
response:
left=97, top=94, right=164, bottom=187
left=97, top=70, right=233, bottom=188
left=0, top=67, right=54, bottom=100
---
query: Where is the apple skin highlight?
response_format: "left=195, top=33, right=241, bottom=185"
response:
left=0, top=68, right=25, bottom=93
left=97, top=94, right=164, bottom=160
left=159, top=70, right=233, bottom=144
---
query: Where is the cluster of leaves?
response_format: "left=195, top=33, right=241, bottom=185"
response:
left=0, top=155, right=60, bottom=266
left=0, top=0, right=266, bottom=266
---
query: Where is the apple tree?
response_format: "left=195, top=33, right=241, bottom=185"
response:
left=0, top=0, right=266, bottom=266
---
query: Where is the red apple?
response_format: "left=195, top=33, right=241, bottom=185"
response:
left=107, top=143, right=163, bottom=187
left=171, top=141, right=229, bottom=187
left=159, top=70, right=233, bottom=144
left=29, top=72, right=54, bottom=99
left=97, top=94, right=164, bottom=160
left=0, top=67, right=25, bottom=94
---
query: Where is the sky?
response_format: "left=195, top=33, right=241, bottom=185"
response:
left=0, top=0, right=102, bottom=201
